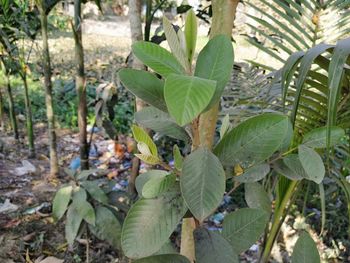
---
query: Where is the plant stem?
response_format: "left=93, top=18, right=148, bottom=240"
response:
left=180, top=218, right=196, bottom=262
left=0, top=86, right=5, bottom=129
left=260, top=180, right=299, bottom=263
left=6, top=74, right=19, bottom=139
left=22, top=73, right=35, bottom=157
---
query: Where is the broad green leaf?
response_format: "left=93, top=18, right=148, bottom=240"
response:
left=220, top=114, right=231, bottom=139
left=73, top=200, right=95, bottom=226
left=164, top=74, right=216, bottom=126
left=245, top=183, right=271, bottom=213
left=134, top=254, right=190, bottom=263
left=298, top=145, right=325, bottom=184
left=72, top=187, right=87, bottom=202
left=234, top=163, right=270, bottom=183
left=121, top=188, right=187, bottom=258
left=274, top=155, right=304, bottom=180
left=137, top=142, right=153, bottom=155
left=214, top=113, right=290, bottom=167
left=65, top=204, right=83, bottom=245
left=163, top=16, right=188, bottom=70
left=88, top=206, right=121, bottom=248
left=135, top=107, right=191, bottom=142
left=80, top=181, right=108, bottom=205
left=291, top=232, right=320, bottom=263
left=142, top=174, right=176, bottom=199
left=132, top=41, right=185, bottom=77
left=75, top=169, right=102, bottom=181
left=303, top=126, right=345, bottom=149
left=184, top=9, right=197, bottom=64
left=132, top=125, right=158, bottom=156
left=180, top=147, right=225, bottom=222
left=222, top=208, right=269, bottom=254
left=154, top=241, right=177, bottom=255
left=173, top=145, right=183, bottom=170
left=135, top=170, right=168, bottom=194
left=194, top=228, right=239, bottom=263
left=52, top=185, right=72, bottom=221
left=195, top=35, right=234, bottom=106
left=328, top=38, right=350, bottom=149
left=119, top=69, right=167, bottom=112
left=135, top=154, right=160, bottom=165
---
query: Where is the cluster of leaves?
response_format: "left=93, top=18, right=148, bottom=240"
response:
left=52, top=169, right=122, bottom=248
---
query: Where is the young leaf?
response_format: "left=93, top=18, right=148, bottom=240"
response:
left=184, top=9, right=197, bottom=65
left=135, top=154, right=160, bottom=165
left=132, top=41, right=185, bottom=77
left=72, top=187, right=87, bottom=202
left=291, top=232, right=320, bottom=263
left=220, top=114, right=231, bottom=139
left=222, top=208, right=269, bottom=254
left=142, top=174, right=176, bottom=199
left=119, top=69, right=167, bottom=112
left=132, top=125, right=158, bottom=156
left=173, top=145, right=183, bottom=170
left=214, top=113, right=290, bottom=167
left=245, top=183, right=271, bottom=213
left=302, top=126, right=345, bottom=149
left=298, top=145, right=325, bottom=184
left=163, top=16, right=189, bottom=70
left=52, top=185, right=73, bottom=221
left=80, top=181, right=108, bottom=205
left=164, top=74, right=216, bottom=126
left=88, top=206, right=121, bottom=249
left=137, top=142, right=153, bottom=155
left=274, top=155, right=304, bottom=181
left=133, top=254, right=190, bottom=263
left=65, top=204, right=83, bottom=245
left=195, top=35, right=234, bottom=106
left=78, top=201, right=95, bottom=225
left=121, top=188, right=187, bottom=259
left=135, top=170, right=168, bottom=194
left=180, top=147, right=225, bottom=222
left=233, top=163, right=270, bottom=183
left=135, top=106, right=191, bottom=142
left=194, top=228, right=239, bottom=263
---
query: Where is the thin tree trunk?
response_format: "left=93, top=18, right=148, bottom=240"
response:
left=73, top=0, right=89, bottom=170
left=39, top=5, right=59, bottom=177
left=0, top=87, right=5, bottom=129
left=180, top=1, right=239, bottom=262
left=6, top=74, right=19, bottom=139
left=22, top=73, right=35, bottom=157
left=128, top=0, right=146, bottom=196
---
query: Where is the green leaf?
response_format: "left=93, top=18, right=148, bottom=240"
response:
left=119, top=69, right=167, bottom=112
left=298, top=145, right=325, bottom=184
left=194, top=228, right=239, bottom=263
left=132, top=41, right=185, bottom=77
left=220, top=114, right=231, bottom=139
left=180, top=147, right=225, bottom=222
left=195, top=35, right=234, bottom=106
left=164, top=74, right=216, bottom=126
left=65, top=204, right=83, bottom=245
left=135, top=170, right=168, bottom=194
left=173, top=145, right=183, bottom=170
left=214, top=113, right=290, bottom=167
left=163, top=16, right=188, bottom=70
left=245, top=183, right=271, bottom=213
left=88, top=206, right=121, bottom=249
left=274, top=155, right=304, bottom=180
left=291, top=231, right=320, bottom=263
left=135, top=154, right=160, bottom=165
left=132, top=125, right=158, bottom=156
left=303, top=126, right=345, bottom=149
left=74, top=200, right=95, bottom=225
left=222, top=208, right=269, bottom=254
left=234, top=163, right=270, bottom=183
left=121, top=188, right=187, bottom=258
left=154, top=240, right=177, bottom=255
left=134, top=254, right=190, bottom=263
left=184, top=9, right=197, bottom=64
left=75, top=169, right=104, bottom=181
left=72, top=187, right=87, bottom=202
left=142, top=174, right=176, bottom=199
left=52, top=185, right=72, bottom=221
left=135, top=107, right=191, bottom=142
left=80, top=181, right=108, bottom=205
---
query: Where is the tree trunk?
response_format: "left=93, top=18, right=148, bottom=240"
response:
left=22, top=73, right=35, bottom=157
left=74, top=0, right=89, bottom=170
left=5, top=74, right=18, bottom=139
left=127, top=0, right=146, bottom=196
left=39, top=5, right=59, bottom=177
left=0, top=87, right=5, bottom=129
left=180, top=1, right=239, bottom=262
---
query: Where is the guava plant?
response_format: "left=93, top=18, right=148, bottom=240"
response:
left=116, top=9, right=346, bottom=263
